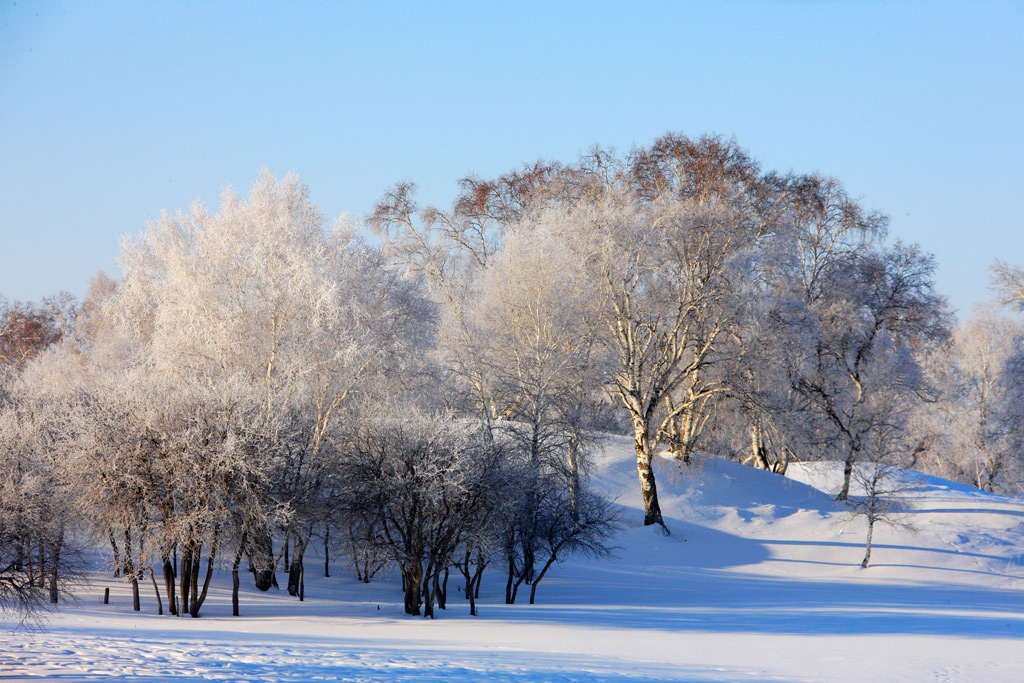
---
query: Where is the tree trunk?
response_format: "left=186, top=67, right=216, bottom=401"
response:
left=838, top=449, right=856, bottom=501
left=109, top=529, right=121, bottom=578
left=298, top=556, right=304, bottom=602
left=567, top=439, right=581, bottom=522
left=48, top=543, right=60, bottom=604
left=35, top=542, right=43, bottom=586
left=249, top=533, right=275, bottom=591
left=435, top=565, right=448, bottom=610
left=131, top=576, right=141, bottom=612
left=635, top=421, right=666, bottom=529
left=323, top=529, right=330, bottom=578
left=403, top=562, right=423, bottom=616
left=189, top=543, right=201, bottom=614
left=288, top=550, right=304, bottom=597
left=505, top=555, right=516, bottom=604
left=747, top=422, right=770, bottom=470
left=861, top=516, right=875, bottom=568
left=422, top=564, right=434, bottom=619
left=163, top=557, right=178, bottom=616
left=148, top=568, right=163, bottom=615
left=232, top=533, right=246, bottom=617
left=192, top=537, right=218, bottom=618
left=287, top=535, right=307, bottom=597
left=473, top=550, right=486, bottom=599
left=179, top=544, right=192, bottom=617
left=529, top=553, right=559, bottom=605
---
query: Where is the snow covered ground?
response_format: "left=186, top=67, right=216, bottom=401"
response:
left=4, top=435, right=1023, bottom=682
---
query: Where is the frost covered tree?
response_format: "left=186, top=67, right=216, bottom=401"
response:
left=847, top=434, right=917, bottom=568
left=57, top=172, right=430, bottom=616
left=0, top=346, right=85, bottom=616
left=547, top=135, right=787, bottom=528
left=0, top=293, right=83, bottom=617
left=793, top=242, right=948, bottom=500
left=840, top=375, right=920, bottom=569
left=991, top=261, right=1024, bottom=313
left=918, top=308, right=1024, bottom=494
left=371, top=165, right=619, bottom=593
left=336, top=414, right=506, bottom=617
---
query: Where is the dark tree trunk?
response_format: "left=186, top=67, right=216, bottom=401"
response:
left=838, top=442, right=860, bottom=501
left=422, top=564, right=434, bottom=619
left=123, top=530, right=141, bottom=612
left=457, top=562, right=477, bottom=616
left=179, top=544, right=192, bottom=617
left=48, top=543, right=60, bottom=604
left=123, top=526, right=133, bottom=578
left=287, top=535, right=307, bottom=597
left=163, top=557, right=178, bottom=616
left=232, top=565, right=241, bottom=616
left=288, top=551, right=305, bottom=597
left=24, top=544, right=33, bottom=587
left=505, top=555, right=516, bottom=604
left=232, top=533, right=246, bottom=617
left=148, top=568, right=163, bottom=615
left=36, top=540, right=44, bottom=585
left=249, top=533, right=275, bottom=591
left=473, top=551, right=486, bottom=599
left=403, top=562, right=423, bottom=616
left=109, top=529, right=121, bottom=578
left=189, top=543, right=201, bottom=615
left=191, top=536, right=218, bottom=618
left=461, top=550, right=474, bottom=600
left=511, top=572, right=526, bottom=604
left=529, top=553, right=559, bottom=605
left=131, top=576, right=141, bottom=612
left=567, top=439, right=582, bottom=522
left=433, top=564, right=448, bottom=610
left=324, top=530, right=330, bottom=578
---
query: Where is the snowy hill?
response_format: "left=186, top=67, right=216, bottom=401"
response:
left=3, top=435, right=1023, bottom=682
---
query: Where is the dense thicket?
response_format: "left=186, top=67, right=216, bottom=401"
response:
left=2, top=134, right=1022, bottom=619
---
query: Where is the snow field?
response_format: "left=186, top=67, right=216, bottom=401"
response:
left=3, top=435, right=1023, bottom=682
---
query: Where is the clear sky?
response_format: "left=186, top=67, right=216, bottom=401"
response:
left=1, top=0, right=1021, bottom=317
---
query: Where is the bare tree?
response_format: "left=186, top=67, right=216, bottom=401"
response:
left=794, top=243, right=949, bottom=500
left=843, top=400, right=918, bottom=569
left=336, top=414, right=505, bottom=617
left=991, top=261, right=1024, bottom=313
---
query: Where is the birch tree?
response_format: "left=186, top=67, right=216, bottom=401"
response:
left=795, top=243, right=948, bottom=499
left=992, top=261, right=1024, bottom=312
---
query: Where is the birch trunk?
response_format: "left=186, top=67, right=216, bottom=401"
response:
left=634, top=420, right=665, bottom=528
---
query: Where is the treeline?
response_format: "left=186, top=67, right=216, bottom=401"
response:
left=2, top=133, right=1023, bottom=618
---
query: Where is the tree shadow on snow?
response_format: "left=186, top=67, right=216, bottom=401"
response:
left=482, top=517, right=1024, bottom=639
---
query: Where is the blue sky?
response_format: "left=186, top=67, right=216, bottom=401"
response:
left=1, top=1, right=1021, bottom=317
